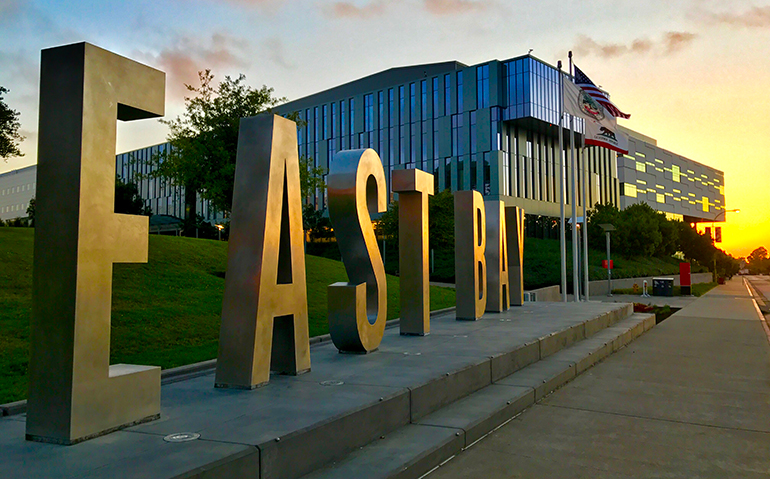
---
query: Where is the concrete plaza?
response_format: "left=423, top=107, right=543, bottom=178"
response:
left=427, top=277, right=770, bottom=478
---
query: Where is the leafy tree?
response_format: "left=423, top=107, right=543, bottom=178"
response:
left=26, top=197, right=35, bottom=227
left=0, top=86, right=24, bottom=160
left=302, top=204, right=333, bottom=241
left=587, top=203, right=626, bottom=254
left=151, top=70, right=296, bottom=234
left=299, top=155, right=326, bottom=204
left=677, top=221, right=714, bottom=265
left=747, top=247, right=769, bottom=274
left=115, top=176, right=152, bottom=216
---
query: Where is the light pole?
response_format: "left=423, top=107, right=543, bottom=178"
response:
left=599, top=223, right=615, bottom=297
left=708, top=208, right=739, bottom=282
left=215, top=224, right=224, bottom=241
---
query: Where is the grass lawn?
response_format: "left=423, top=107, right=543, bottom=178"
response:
left=613, top=282, right=718, bottom=297
left=524, top=237, right=707, bottom=290
left=0, top=228, right=455, bottom=404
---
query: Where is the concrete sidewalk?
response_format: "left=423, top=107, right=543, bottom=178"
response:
left=427, top=277, right=770, bottom=478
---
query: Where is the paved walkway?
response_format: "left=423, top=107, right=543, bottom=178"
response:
left=427, top=278, right=770, bottom=478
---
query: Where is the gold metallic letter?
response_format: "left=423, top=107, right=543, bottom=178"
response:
left=27, top=43, right=164, bottom=444
left=454, top=191, right=487, bottom=320
left=327, top=149, right=388, bottom=353
left=215, top=114, right=310, bottom=388
left=392, top=168, right=434, bottom=335
left=506, top=206, right=525, bottom=306
left=485, top=201, right=510, bottom=312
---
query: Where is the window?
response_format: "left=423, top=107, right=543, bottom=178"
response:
left=349, top=98, right=355, bottom=138
left=636, top=161, right=646, bottom=172
left=476, top=64, right=489, bottom=108
left=470, top=111, right=477, bottom=153
left=421, top=79, right=427, bottom=121
left=432, top=77, right=440, bottom=117
left=452, top=114, right=464, bottom=156
left=444, top=74, right=451, bottom=115
left=322, top=104, right=328, bottom=140
left=623, top=183, right=637, bottom=198
left=456, top=71, right=464, bottom=112
left=702, top=196, right=709, bottom=212
left=410, top=83, right=416, bottom=120
left=672, top=164, right=680, bottom=182
left=656, top=193, right=665, bottom=203
left=340, top=101, right=347, bottom=149
left=364, top=94, right=373, bottom=132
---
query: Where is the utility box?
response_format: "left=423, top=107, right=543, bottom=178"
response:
left=679, top=263, right=692, bottom=295
left=653, top=277, right=674, bottom=297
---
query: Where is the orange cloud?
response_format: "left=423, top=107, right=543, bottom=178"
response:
left=137, top=34, right=248, bottom=101
left=424, top=0, right=490, bottom=15
left=706, top=6, right=770, bottom=28
left=574, top=32, right=697, bottom=58
left=324, top=1, right=388, bottom=18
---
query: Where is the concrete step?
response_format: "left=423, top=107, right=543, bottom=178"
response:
left=303, top=311, right=655, bottom=479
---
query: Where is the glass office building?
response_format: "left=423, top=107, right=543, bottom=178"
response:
left=0, top=54, right=725, bottom=227
left=276, top=54, right=616, bottom=221
left=617, top=127, right=726, bottom=223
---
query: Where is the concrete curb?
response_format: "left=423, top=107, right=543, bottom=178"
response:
left=0, top=307, right=458, bottom=417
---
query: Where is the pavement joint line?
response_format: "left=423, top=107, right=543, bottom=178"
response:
left=744, top=278, right=770, bottom=344
left=539, top=403, right=770, bottom=435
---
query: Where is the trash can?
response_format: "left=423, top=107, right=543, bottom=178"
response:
left=652, top=277, right=674, bottom=296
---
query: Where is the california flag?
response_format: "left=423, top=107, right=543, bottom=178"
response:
left=563, top=74, right=628, bottom=154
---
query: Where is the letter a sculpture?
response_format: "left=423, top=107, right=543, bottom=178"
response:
left=27, top=42, right=165, bottom=444
left=216, top=114, right=310, bottom=389
left=327, top=149, right=388, bottom=353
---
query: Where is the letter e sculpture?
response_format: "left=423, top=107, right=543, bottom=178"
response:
left=215, top=114, right=310, bottom=389
left=327, top=149, right=388, bottom=353
left=454, top=191, right=487, bottom=320
left=27, top=42, right=164, bottom=444
left=485, top=201, right=510, bottom=312
left=392, top=168, right=434, bottom=335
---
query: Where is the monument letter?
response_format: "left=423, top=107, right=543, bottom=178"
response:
left=392, top=168, right=434, bottom=335
left=215, top=114, right=311, bottom=389
left=506, top=206, right=525, bottom=306
left=327, top=149, right=388, bottom=353
left=454, top=190, right=487, bottom=320
left=27, top=42, right=164, bottom=444
left=485, top=200, right=510, bottom=312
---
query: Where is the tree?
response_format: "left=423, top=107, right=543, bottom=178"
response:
left=299, top=155, right=326, bottom=204
left=747, top=247, right=769, bottom=275
left=115, top=176, right=152, bottom=216
left=151, top=70, right=293, bottom=234
left=0, top=86, right=24, bottom=160
left=26, top=197, right=35, bottom=227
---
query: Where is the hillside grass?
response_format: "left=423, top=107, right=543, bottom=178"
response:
left=523, top=237, right=705, bottom=290
left=0, top=228, right=455, bottom=404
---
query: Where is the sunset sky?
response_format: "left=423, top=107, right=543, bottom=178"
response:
left=0, top=0, right=767, bottom=257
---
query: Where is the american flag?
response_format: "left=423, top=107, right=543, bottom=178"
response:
left=573, top=65, right=630, bottom=119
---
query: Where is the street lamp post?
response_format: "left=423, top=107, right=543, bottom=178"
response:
left=215, top=224, right=224, bottom=241
left=599, top=224, right=615, bottom=297
left=708, top=208, right=739, bottom=282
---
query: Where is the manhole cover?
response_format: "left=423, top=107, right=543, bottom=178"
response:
left=163, top=432, right=200, bottom=443
left=320, top=380, right=345, bottom=386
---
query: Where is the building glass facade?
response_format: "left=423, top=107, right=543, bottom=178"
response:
left=276, top=55, right=613, bottom=220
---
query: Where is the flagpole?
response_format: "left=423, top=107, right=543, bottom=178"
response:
left=569, top=51, right=579, bottom=302
left=582, top=146, right=589, bottom=301
left=557, top=61, right=567, bottom=302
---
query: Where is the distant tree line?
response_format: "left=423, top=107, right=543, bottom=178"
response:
left=587, top=202, right=740, bottom=278
left=746, top=247, right=770, bottom=275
